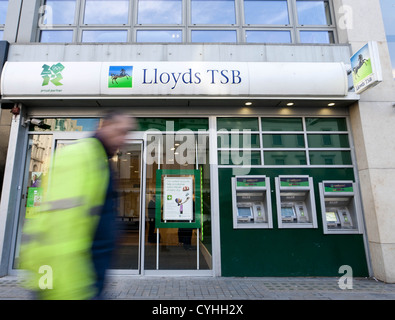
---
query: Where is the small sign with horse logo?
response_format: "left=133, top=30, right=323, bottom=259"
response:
left=108, top=65, right=133, bottom=88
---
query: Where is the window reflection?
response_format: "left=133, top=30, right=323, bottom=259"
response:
left=40, top=30, right=73, bottom=43
left=84, top=0, right=129, bottom=24
left=191, top=0, right=235, bottom=24
left=246, top=30, right=291, bottom=43
left=137, top=0, right=182, bottom=24
left=136, top=30, right=182, bottom=42
left=82, top=30, right=127, bottom=42
left=296, top=0, right=331, bottom=25
left=42, top=0, right=76, bottom=25
left=191, top=30, right=237, bottom=43
left=380, top=0, right=395, bottom=79
left=299, top=30, right=334, bottom=44
left=244, top=0, right=289, bottom=25
left=0, top=0, right=8, bottom=25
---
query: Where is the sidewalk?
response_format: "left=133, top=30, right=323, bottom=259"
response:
left=1, top=275, right=395, bottom=300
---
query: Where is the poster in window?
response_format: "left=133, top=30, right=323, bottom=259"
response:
left=163, top=176, right=194, bottom=221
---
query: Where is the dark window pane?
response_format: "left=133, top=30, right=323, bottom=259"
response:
left=137, top=30, right=182, bottom=42
left=191, top=0, right=235, bottom=24
left=307, top=134, right=350, bottom=148
left=244, top=0, right=289, bottom=25
left=217, top=117, right=259, bottom=131
left=218, top=151, right=261, bottom=165
left=306, top=118, right=347, bottom=131
left=246, top=30, right=291, bottom=43
left=84, top=0, right=129, bottom=24
left=309, top=151, right=352, bottom=165
left=262, top=134, right=305, bottom=148
left=138, top=118, right=209, bottom=131
left=261, top=118, right=303, bottom=131
left=40, top=30, right=73, bottom=43
left=137, top=0, right=182, bottom=24
left=218, top=134, right=260, bottom=148
left=264, top=151, right=307, bottom=165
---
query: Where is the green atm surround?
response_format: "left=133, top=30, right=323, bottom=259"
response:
left=218, top=168, right=369, bottom=277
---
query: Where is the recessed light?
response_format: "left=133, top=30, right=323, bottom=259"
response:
left=328, top=103, right=336, bottom=107
left=286, top=102, right=294, bottom=106
left=245, top=102, right=252, bottom=106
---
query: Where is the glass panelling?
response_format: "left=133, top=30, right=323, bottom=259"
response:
left=264, top=151, right=307, bottom=165
left=40, top=30, right=73, bottom=43
left=0, top=0, right=8, bottom=25
left=217, top=117, right=259, bottom=131
left=218, top=134, right=260, bottom=148
left=246, top=30, right=291, bottom=43
left=42, top=0, right=76, bottom=25
left=244, top=0, right=289, bottom=25
left=191, top=0, right=236, bottom=24
left=30, top=118, right=100, bottom=131
left=262, top=134, right=305, bottom=148
left=306, top=118, right=347, bottom=131
left=380, top=0, right=395, bottom=79
left=137, top=0, right=182, bottom=24
left=191, top=30, right=237, bottom=43
left=307, top=134, right=350, bottom=148
left=299, top=30, right=334, bottom=44
left=261, top=117, right=303, bottom=131
left=136, top=30, right=182, bottom=42
left=138, top=118, right=209, bottom=131
left=84, top=0, right=129, bottom=24
left=218, top=151, right=261, bottom=165
left=82, top=30, right=127, bottom=42
left=296, top=0, right=331, bottom=25
left=309, top=151, right=352, bottom=165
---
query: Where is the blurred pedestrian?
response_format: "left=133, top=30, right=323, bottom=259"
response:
left=21, top=111, right=136, bottom=300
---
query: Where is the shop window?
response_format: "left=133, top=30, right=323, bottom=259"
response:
left=261, top=117, right=303, bottom=131
left=83, top=0, right=129, bottom=24
left=136, top=30, right=182, bottom=42
left=218, top=150, right=261, bottom=165
left=264, top=151, right=307, bottom=165
left=309, top=151, right=352, bottom=165
left=138, top=118, right=209, bottom=131
left=191, top=30, right=237, bottom=43
left=218, top=134, right=260, bottom=148
left=262, top=134, right=305, bottom=148
left=191, top=0, right=236, bottom=24
left=137, top=0, right=182, bottom=25
left=246, top=30, right=291, bottom=43
left=307, top=134, right=350, bottom=148
left=217, top=117, right=259, bottom=131
left=30, top=118, right=100, bottom=132
left=244, top=0, right=289, bottom=25
left=305, top=118, right=347, bottom=131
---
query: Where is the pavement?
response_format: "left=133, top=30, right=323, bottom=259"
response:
left=1, top=275, right=395, bottom=300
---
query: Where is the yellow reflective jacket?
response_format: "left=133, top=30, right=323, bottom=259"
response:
left=20, top=138, right=109, bottom=300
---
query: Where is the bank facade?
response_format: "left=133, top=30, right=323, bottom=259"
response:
left=0, top=0, right=394, bottom=282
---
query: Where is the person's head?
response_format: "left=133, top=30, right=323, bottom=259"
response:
left=96, top=110, right=136, bottom=156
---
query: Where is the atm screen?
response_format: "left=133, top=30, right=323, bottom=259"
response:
left=326, top=211, right=339, bottom=222
left=281, top=206, right=295, bottom=218
left=238, top=207, right=252, bottom=217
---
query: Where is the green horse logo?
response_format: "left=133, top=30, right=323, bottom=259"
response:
left=41, top=63, right=65, bottom=86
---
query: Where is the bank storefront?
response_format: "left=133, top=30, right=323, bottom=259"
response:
left=0, top=60, right=371, bottom=277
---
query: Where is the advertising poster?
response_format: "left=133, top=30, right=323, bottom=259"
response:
left=351, top=41, right=383, bottom=94
left=163, top=176, right=194, bottom=221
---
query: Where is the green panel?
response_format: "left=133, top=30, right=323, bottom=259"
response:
left=261, top=117, right=303, bottom=131
left=137, top=118, right=209, bottom=131
left=219, top=168, right=369, bottom=277
left=309, top=151, right=352, bottom=165
left=218, top=134, right=260, bottom=148
left=264, top=151, right=307, bottom=165
left=218, top=151, right=261, bottom=165
left=262, top=134, right=305, bottom=148
left=307, top=134, right=350, bottom=148
left=217, top=117, right=259, bottom=131
left=306, top=118, right=347, bottom=131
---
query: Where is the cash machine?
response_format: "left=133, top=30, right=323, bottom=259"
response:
left=275, top=175, right=318, bottom=229
left=232, top=176, right=272, bottom=229
left=319, top=181, right=363, bottom=234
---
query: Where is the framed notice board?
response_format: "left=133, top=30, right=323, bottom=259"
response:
left=155, top=169, right=201, bottom=228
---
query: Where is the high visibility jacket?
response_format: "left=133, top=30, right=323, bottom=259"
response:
left=20, top=138, right=110, bottom=300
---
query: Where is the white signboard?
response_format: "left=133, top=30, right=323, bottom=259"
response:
left=163, top=177, right=194, bottom=221
left=1, top=61, right=350, bottom=98
left=351, top=41, right=383, bottom=94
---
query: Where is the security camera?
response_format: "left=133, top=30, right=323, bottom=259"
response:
left=30, top=118, right=43, bottom=126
